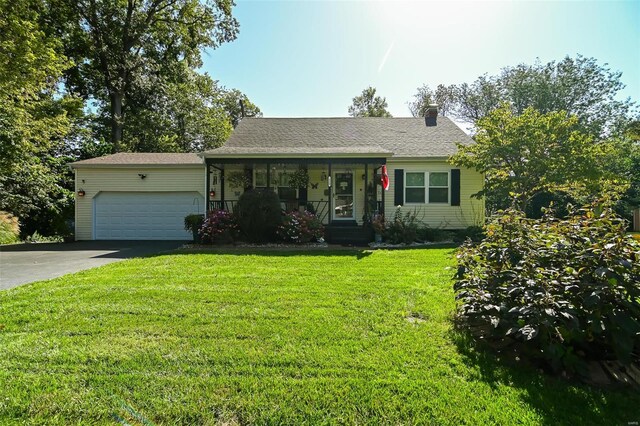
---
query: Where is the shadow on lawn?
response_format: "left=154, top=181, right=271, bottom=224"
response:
left=171, top=247, right=376, bottom=260
left=172, top=243, right=459, bottom=260
left=451, top=330, right=638, bottom=425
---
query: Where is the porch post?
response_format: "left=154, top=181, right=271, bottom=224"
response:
left=380, top=163, right=385, bottom=217
left=220, top=167, right=225, bottom=210
left=205, top=160, right=210, bottom=213
left=364, top=163, right=369, bottom=220
left=266, top=162, right=271, bottom=191
left=328, top=161, right=332, bottom=224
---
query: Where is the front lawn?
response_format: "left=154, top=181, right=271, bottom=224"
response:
left=0, top=249, right=638, bottom=424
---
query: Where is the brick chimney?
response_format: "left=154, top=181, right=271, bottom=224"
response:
left=425, top=104, right=438, bottom=126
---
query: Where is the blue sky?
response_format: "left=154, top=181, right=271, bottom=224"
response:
left=202, top=0, right=640, bottom=118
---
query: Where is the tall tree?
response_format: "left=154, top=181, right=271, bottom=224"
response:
left=408, top=84, right=456, bottom=117
left=448, top=56, right=637, bottom=138
left=59, top=0, right=239, bottom=151
left=116, top=68, right=232, bottom=152
left=348, top=86, right=392, bottom=117
left=450, top=104, right=612, bottom=212
left=221, top=88, right=262, bottom=128
left=0, top=0, right=79, bottom=234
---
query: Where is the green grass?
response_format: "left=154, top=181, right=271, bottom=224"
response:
left=0, top=248, right=638, bottom=425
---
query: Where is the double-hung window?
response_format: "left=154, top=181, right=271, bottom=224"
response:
left=405, top=172, right=426, bottom=203
left=405, top=171, right=449, bottom=204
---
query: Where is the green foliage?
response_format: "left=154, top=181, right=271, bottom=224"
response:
left=0, top=0, right=78, bottom=237
left=454, top=207, right=640, bottom=372
left=453, top=226, right=485, bottom=243
left=24, top=230, right=63, bottom=243
left=235, top=189, right=282, bottom=243
left=226, top=171, right=252, bottom=189
left=184, top=213, right=204, bottom=242
left=0, top=212, right=20, bottom=244
left=124, top=69, right=234, bottom=152
left=447, top=55, right=637, bottom=138
left=348, top=86, right=392, bottom=117
left=221, top=88, right=262, bottom=128
left=408, top=84, right=456, bottom=117
left=416, top=226, right=451, bottom=242
left=450, top=104, right=610, bottom=212
left=286, top=168, right=310, bottom=189
left=384, top=207, right=419, bottom=244
left=277, top=211, right=324, bottom=243
left=612, top=126, right=640, bottom=221
left=184, top=214, right=204, bottom=233
left=57, top=0, right=240, bottom=149
left=198, top=210, right=238, bottom=244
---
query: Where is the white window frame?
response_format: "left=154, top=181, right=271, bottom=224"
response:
left=404, top=171, right=451, bottom=205
left=405, top=171, right=427, bottom=204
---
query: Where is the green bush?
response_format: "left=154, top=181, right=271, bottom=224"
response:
left=416, top=226, right=451, bottom=242
left=453, top=226, right=485, bottom=243
left=235, top=189, right=282, bottom=243
left=277, top=210, right=324, bottom=243
left=0, top=211, right=20, bottom=244
left=24, top=231, right=62, bottom=243
left=384, top=207, right=419, bottom=244
left=184, top=214, right=204, bottom=242
left=454, top=207, right=640, bottom=372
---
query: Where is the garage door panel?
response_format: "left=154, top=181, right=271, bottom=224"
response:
left=95, top=192, right=203, bottom=240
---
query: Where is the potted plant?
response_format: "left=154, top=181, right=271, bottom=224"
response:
left=370, top=213, right=385, bottom=243
left=184, top=214, right=204, bottom=243
left=287, top=168, right=310, bottom=188
left=226, top=171, right=252, bottom=189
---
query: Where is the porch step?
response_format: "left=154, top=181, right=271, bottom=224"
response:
left=325, top=225, right=373, bottom=245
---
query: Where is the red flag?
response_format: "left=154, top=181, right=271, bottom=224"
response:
left=381, top=165, right=389, bottom=191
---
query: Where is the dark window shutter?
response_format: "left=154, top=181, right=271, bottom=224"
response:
left=394, top=169, right=404, bottom=206
left=451, top=169, right=461, bottom=206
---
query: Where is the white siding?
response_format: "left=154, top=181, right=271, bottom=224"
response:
left=384, top=160, right=484, bottom=229
left=75, top=167, right=205, bottom=240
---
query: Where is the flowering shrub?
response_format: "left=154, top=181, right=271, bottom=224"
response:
left=199, top=209, right=239, bottom=244
left=278, top=210, right=324, bottom=243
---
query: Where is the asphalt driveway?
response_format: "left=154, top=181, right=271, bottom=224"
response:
left=0, top=240, right=185, bottom=290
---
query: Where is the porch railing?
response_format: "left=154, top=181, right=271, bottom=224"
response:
left=375, top=201, right=383, bottom=214
left=304, top=200, right=329, bottom=224
left=209, top=200, right=238, bottom=212
left=209, top=199, right=329, bottom=224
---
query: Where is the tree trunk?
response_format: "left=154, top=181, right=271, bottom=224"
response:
left=110, top=91, right=123, bottom=152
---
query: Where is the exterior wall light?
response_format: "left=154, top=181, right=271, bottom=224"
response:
left=77, top=190, right=86, bottom=197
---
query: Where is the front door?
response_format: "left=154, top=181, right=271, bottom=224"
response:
left=332, top=171, right=355, bottom=220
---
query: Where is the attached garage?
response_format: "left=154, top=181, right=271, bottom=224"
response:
left=70, top=153, right=206, bottom=241
left=94, top=192, right=204, bottom=240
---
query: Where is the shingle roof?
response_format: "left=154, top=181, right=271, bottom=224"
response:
left=203, top=117, right=472, bottom=158
left=70, top=153, right=203, bottom=167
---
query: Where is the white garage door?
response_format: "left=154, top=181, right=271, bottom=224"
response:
left=94, top=192, right=204, bottom=240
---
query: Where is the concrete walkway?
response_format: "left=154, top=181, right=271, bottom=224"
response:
left=0, top=241, right=184, bottom=290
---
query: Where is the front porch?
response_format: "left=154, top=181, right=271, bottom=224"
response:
left=204, top=157, right=386, bottom=243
